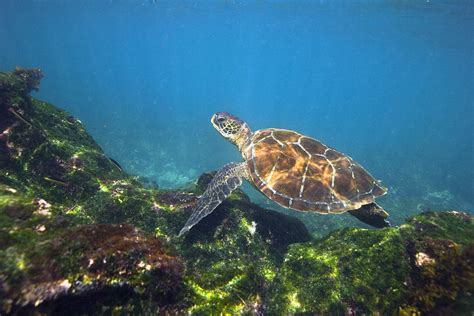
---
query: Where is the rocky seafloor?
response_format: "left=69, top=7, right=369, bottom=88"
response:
left=0, top=68, right=473, bottom=315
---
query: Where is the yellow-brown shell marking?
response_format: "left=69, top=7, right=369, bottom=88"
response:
left=244, top=129, right=387, bottom=214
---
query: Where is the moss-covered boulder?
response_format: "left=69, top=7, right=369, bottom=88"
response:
left=0, top=185, right=185, bottom=314
left=401, top=211, right=474, bottom=313
left=268, top=211, right=474, bottom=315
left=0, top=69, right=187, bottom=314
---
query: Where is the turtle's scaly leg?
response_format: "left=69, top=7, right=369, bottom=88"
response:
left=179, top=162, right=248, bottom=236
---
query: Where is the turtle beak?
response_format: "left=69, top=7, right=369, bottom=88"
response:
left=211, top=114, right=218, bottom=128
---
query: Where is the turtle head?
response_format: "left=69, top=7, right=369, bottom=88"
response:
left=211, top=112, right=251, bottom=149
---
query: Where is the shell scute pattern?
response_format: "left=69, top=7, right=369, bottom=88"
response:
left=253, top=138, right=281, bottom=177
left=300, top=136, right=327, bottom=155
left=272, top=129, right=301, bottom=142
left=333, top=165, right=358, bottom=201
left=246, top=129, right=387, bottom=214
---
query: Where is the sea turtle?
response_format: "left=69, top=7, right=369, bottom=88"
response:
left=179, top=112, right=390, bottom=236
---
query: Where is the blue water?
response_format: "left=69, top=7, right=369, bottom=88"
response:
left=1, top=0, right=473, bottom=226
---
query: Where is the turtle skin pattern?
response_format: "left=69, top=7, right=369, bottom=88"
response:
left=244, top=129, right=387, bottom=214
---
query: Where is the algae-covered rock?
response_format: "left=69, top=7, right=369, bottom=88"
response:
left=0, top=69, right=187, bottom=314
left=0, top=68, right=172, bottom=234
left=184, top=205, right=309, bottom=313
left=401, top=211, right=474, bottom=313
left=0, top=185, right=185, bottom=314
left=268, top=226, right=409, bottom=314
left=268, top=211, right=474, bottom=315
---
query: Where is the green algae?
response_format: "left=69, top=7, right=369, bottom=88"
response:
left=268, top=227, right=409, bottom=314
left=180, top=209, right=276, bottom=314
left=401, top=211, right=474, bottom=313
left=268, top=211, right=474, bottom=315
left=0, top=188, right=186, bottom=314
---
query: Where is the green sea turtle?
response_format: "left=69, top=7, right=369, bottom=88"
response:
left=179, top=112, right=390, bottom=236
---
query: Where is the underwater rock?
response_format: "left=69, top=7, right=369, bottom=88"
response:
left=0, top=183, right=184, bottom=315
left=0, top=68, right=166, bottom=233
left=402, top=211, right=474, bottom=313
left=0, top=69, right=187, bottom=314
left=267, top=211, right=474, bottom=315
left=0, top=67, right=42, bottom=97
left=0, top=220, right=185, bottom=314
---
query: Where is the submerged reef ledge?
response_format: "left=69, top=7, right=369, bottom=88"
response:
left=0, top=68, right=473, bottom=315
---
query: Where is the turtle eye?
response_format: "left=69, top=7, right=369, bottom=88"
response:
left=216, top=116, right=226, bottom=123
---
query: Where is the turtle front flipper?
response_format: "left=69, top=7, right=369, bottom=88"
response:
left=179, top=162, right=248, bottom=236
left=348, top=203, right=391, bottom=228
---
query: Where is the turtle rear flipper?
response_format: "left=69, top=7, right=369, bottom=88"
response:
left=348, top=203, right=391, bottom=228
left=179, top=162, right=247, bottom=237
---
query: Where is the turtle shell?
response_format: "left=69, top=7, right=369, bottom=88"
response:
left=244, top=129, right=387, bottom=214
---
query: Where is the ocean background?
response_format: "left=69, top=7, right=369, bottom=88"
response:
left=1, top=0, right=473, bottom=231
